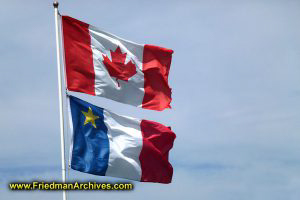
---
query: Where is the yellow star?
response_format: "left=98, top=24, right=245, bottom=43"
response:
left=81, top=107, right=99, bottom=128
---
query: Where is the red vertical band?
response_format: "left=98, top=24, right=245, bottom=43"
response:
left=139, top=120, right=176, bottom=183
left=62, top=16, right=95, bottom=95
left=142, top=45, right=173, bottom=111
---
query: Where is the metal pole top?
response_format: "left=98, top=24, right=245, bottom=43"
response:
left=53, top=1, right=59, bottom=8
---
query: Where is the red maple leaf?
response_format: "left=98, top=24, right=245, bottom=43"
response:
left=102, top=46, right=136, bottom=86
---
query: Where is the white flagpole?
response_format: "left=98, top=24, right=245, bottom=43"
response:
left=53, top=1, right=67, bottom=200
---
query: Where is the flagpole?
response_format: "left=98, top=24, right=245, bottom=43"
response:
left=53, top=1, right=67, bottom=200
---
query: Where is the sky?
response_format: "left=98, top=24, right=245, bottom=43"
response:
left=1, top=0, right=300, bottom=199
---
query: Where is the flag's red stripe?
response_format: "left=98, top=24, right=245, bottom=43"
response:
left=142, top=45, right=173, bottom=111
left=139, top=120, right=176, bottom=183
left=62, top=16, right=95, bottom=95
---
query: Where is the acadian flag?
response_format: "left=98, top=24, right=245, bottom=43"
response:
left=62, top=16, right=173, bottom=111
left=68, top=95, right=176, bottom=183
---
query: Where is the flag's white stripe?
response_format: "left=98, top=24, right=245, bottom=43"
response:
left=103, top=110, right=143, bottom=181
left=89, top=25, right=144, bottom=70
left=88, top=26, right=145, bottom=107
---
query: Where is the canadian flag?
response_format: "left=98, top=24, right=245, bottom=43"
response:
left=61, top=16, right=173, bottom=111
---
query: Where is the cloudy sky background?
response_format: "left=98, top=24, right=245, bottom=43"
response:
left=1, top=0, right=300, bottom=199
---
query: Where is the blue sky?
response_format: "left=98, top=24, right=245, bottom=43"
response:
left=1, top=0, right=300, bottom=199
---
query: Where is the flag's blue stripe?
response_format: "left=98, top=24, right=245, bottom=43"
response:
left=69, top=96, right=109, bottom=176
